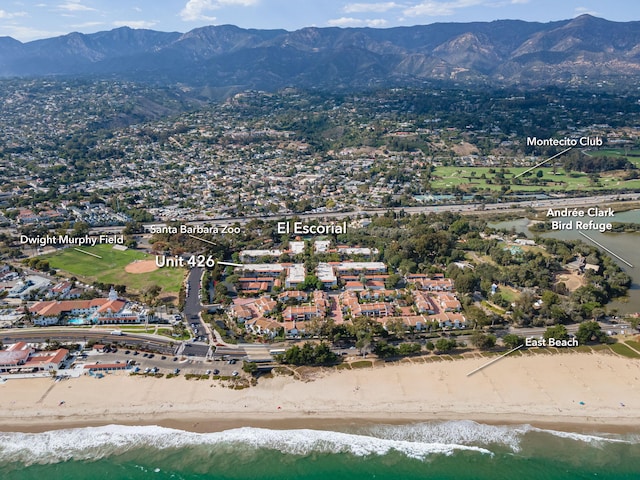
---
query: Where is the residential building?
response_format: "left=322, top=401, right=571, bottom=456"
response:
left=316, top=262, right=337, bottom=288
left=335, top=262, right=387, bottom=275
left=288, top=241, right=305, bottom=255
left=239, top=249, right=283, bottom=262
left=285, top=264, right=306, bottom=289
left=278, top=290, right=309, bottom=303
left=0, top=342, right=68, bottom=373
left=282, top=305, right=323, bottom=322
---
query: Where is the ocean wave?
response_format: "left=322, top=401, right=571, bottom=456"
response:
left=364, top=420, right=525, bottom=451
left=0, top=424, right=492, bottom=466
left=362, top=420, right=636, bottom=453
left=528, top=427, right=633, bottom=445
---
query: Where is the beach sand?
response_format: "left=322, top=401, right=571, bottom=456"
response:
left=1, top=352, right=638, bottom=433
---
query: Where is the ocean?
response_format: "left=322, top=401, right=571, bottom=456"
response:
left=0, top=421, right=638, bottom=479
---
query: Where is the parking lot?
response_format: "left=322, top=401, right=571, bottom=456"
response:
left=79, top=349, right=242, bottom=377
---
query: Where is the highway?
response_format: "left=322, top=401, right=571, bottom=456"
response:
left=1, top=328, right=179, bottom=354
left=87, top=193, right=640, bottom=234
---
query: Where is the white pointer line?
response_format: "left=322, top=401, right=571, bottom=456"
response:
left=513, top=147, right=573, bottom=179
left=188, top=234, right=217, bottom=246
left=186, top=234, right=242, bottom=267
left=578, top=232, right=634, bottom=268
left=466, top=344, right=524, bottom=377
left=74, top=248, right=102, bottom=259
left=218, top=261, right=244, bottom=268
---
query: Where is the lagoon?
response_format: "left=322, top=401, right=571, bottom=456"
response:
left=491, top=209, right=640, bottom=314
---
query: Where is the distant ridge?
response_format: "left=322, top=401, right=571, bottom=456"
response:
left=1, top=15, right=640, bottom=90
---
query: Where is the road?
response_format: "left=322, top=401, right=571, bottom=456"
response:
left=1, top=328, right=179, bottom=354
left=87, top=193, right=640, bottom=235
left=506, top=321, right=632, bottom=338
left=181, top=266, right=214, bottom=357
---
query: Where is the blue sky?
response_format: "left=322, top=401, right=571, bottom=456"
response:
left=1, top=1, right=637, bottom=41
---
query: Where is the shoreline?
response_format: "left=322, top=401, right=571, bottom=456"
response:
left=1, top=413, right=639, bottom=436
left=1, top=352, right=639, bottom=436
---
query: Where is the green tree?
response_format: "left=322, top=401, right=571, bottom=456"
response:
left=435, top=338, right=457, bottom=353
left=281, top=342, right=337, bottom=365
left=313, top=343, right=338, bottom=364
left=373, top=340, right=399, bottom=358
left=385, top=273, right=402, bottom=289
left=575, top=321, right=607, bottom=344
left=398, top=343, right=422, bottom=356
left=143, top=284, right=162, bottom=305
left=71, top=221, right=90, bottom=237
left=466, top=306, right=490, bottom=328
left=386, top=318, right=406, bottom=338
left=470, top=332, right=496, bottom=350
left=454, top=273, right=478, bottom=294
left=242, top=361, right=258, bottom=375
left=543, top=324, right=569, bottom=341
left=299, top=275, right=322, bottom=291
left=502, top=334, right=524, bottom=349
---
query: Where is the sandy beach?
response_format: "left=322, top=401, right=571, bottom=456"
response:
left=1, top=352, right=639, bottom=433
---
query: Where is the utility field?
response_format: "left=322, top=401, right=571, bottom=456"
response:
left=42, top=244, right=185, bottom=296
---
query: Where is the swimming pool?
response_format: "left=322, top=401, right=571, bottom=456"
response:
left=66, top=318, right=88, bottom=325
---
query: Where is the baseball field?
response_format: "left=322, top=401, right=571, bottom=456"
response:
left=42, top=244, right=185, bottom=296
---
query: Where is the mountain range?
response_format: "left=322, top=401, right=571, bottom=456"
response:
left=2, top=14, right=640, bottom=91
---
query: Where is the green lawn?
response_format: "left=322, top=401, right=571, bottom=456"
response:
left=610, top=343, right=640, bottom=358
left=596, top=149, right=640, bottom=158
left=43, top=244, right=185, bottom=296
left=624, top=340, right=640, bottom=352
left=119, top=325, right=156, bottom=333
left=429, top=165, right=639, bottom=193
left=498, top=287, right=520, bottom=303
left=481, top=300, right=505, bottom=315
left=350, top=360, right=373, bottom=368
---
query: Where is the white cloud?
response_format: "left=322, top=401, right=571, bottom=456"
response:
left=112, top=20, right=158, bottom=29
left=344, top=2, right=401, bottom=13
left=181, top=0, right=217, bottom=21
left=403, top=0, right=484, bottom=17
left=70, top=21, right=104, bottom=28
left=180, top=0, right=216, bottom=22
left=491, top=0, right=529, bottom=4
left=1, top=24, right=66, bottom=41
left=57, top=1, right=97, bottom=12
left=328, top=17, right=388, bottom=27
left=402, top=0, right=530, bottom=16
left=217, top=0, right=259, bottom=5
left=0, top=10, right=27, bottom=19
left=575, top=6, right=598, bottom=16
left=180, top=0, right=259, bottom=22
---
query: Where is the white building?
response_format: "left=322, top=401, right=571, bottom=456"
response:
left=314, top=240, right=331, bottom=253
left=336, top=262, right=387, bottom=274
left=239, top=249, right=283, bottom=262
left=289, top=241, right=305, bottom=255
left=285, top=264, right=306, bottom=289
left=316, top=263, right=337, bottom=288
